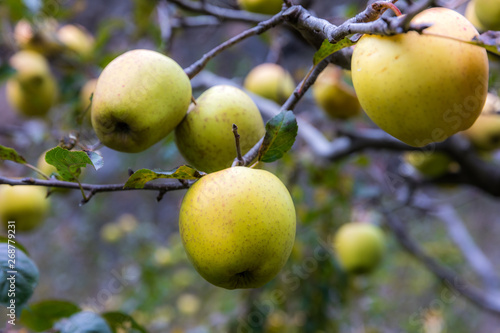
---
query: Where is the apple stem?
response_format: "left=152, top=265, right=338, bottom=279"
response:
left=232, top=124, right=244, bottom=167
left=373, top=1, right=402, bottom=16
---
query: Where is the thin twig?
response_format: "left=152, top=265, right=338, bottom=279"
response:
left=24, top=163, right=50, bottom=180
left=183, top=12, right=286, bottom=78
left=400, top=0, right=435, bottom=31
left=0, top=176, right=192, bottom=198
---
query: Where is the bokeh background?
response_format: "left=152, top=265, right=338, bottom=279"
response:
left=1, top=0, right=500, bottom=332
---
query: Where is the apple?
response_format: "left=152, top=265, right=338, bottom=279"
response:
left=462, top=115, right=500, bottom=151
left=404, top=151, right=452, bottom=177
left=312, top=65, right=361, bottom=119
left=6, top=50, right=58, bottom=117
left=333, top=222, right=385, bottom=275
left=237, top=0, right=283, bottom=15
left=465, top=0, right=487, bottom=31
left=13, top=19, right=61, bottom=55
left=91, top=49, right=192, bottom=153
left=461, top=93, right=500, bottom=151
left=175, top=85, right=265, bottom=173
left=57, top=24, right=95, bottom=58
left=243, top=63, right=295, bottom=104
left=0, top=185, right=50, bottom=232
left=179, top=166, right=296, bottom=289
left=177, top=293, right=201, bottom=315
left=351, top=8, right=489, bottom=147
left=474, top=0, right=500, bottom=31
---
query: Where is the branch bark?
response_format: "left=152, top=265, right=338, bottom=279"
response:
left=0, top=176, right=191, bottom=194
left=183, top=12, right=286, bottom=78
left=384, top=209, right=500, bottom=315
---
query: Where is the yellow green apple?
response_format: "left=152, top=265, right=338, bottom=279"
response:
left=462, top=115, right=500, bottom=151
left=465, top=0, right=487, bottom=31
left=6, top=50, right=58, bottom=117
left=237, top=0, right=283, bottom=15
left=333, top=222, right=385, bottom=275
left=91, top=49, right=192, bottom=153
left=461, top=93, right=500, bottom=151
left=312, top=65, right=361, bottom=119
left=57, top=24, right=95, bottom=58
left=179, top=166, right=296, bottom=289
left=243, top=63, right=295, bottom=104
left=0, top=185, right=50, bottom=232
left=352, top=7, right=489, bottom=147
left=175, top=85, right=265, bottom=173
left=404, top=151, right=452, bottom=177
left=474, top=0, right=500, bottom=31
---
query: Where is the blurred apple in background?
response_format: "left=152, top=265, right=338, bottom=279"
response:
left=6, top=50, right=58, bottom=117
left=404, top=151, right=452, bottom=177
left=0, top=185, right=50, bottom=232
left=313, top=65, right=361, bottom=119
left=474, top=0, right=500, bottom=31
left=243, top=63, right=295, bottom=104
left=465, top=0, right=486, bottom=31
left=57, top=24, right=95, bottom=59
left=333, top=222, right=385, bottom=275
left=237, top=0, right=283, bottom=15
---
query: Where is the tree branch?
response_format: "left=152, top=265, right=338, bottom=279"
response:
left=411, top=193, right=500, bottom=293
left=0, top=176, right=192, bottom=198
left=282, top=1, right=431, bottom=47
left=384, top=208, right=500, bottom=315
left=183, top=12, right=286, bottom=78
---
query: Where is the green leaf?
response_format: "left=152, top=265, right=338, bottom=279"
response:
left=313, top=37, right=356, bottom=66
left=0, top=145, right=27, bottom=164
left=45, top=147, right=94, bottom=182
left=102, top=311, right=148, bottom=333
left=20, top=300, right=80, bottom=332
left=0, top=243, right=39, bottom=312
left=258, top=110, right=298, bottom=163
left=54, top=311, right=112, bottom=333
left=124, top=166, right=205, bottom=189
left=0, top=236, right=29, bottom=255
